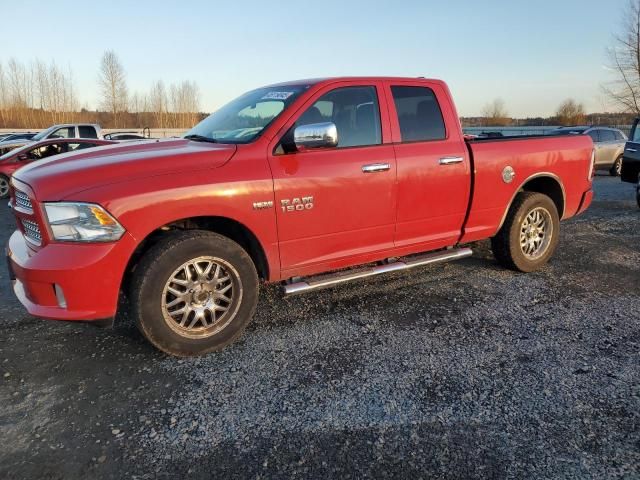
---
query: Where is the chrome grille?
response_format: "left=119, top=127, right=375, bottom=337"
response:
left=21, top=219, right=42, bottom=245
left=14, top=190, right=33, bottom=212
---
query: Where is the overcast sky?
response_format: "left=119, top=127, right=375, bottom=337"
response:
left=2, top=0, right=629, bottom=117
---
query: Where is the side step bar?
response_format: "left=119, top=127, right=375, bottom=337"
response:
left=283, top=247, right=473, bottom=296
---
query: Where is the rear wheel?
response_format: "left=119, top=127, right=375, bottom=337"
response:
left=130, top=231, right=259, bottom=356
left=491, top=192, right=560, bottom=272
left=610, top=156, right=623, bottom=176
left=0, top=175, right=9, bottom=199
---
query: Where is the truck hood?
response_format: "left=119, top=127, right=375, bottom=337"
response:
left=13, top=139, right=237, bottom=200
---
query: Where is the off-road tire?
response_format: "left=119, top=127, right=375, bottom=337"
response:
left=610, top=156, right=623, bottom=176
left=130, top=230, right=258, bottom=357
left=491, top=192, right=560, bottom=272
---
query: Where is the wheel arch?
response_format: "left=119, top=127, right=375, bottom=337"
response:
left=122, top=216, right=270, bottom=297
left=496, top=173, right=566, bottom=233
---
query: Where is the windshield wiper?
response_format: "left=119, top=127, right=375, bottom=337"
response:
left=184, top=134, right=218, bottom=143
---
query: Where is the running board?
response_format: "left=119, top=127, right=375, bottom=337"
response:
left=283, top=247, right=473, bottom=296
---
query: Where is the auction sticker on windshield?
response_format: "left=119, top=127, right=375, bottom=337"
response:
left=261, top=91, right=294, bottom=100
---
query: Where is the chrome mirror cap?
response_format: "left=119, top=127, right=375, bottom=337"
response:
left=293, top=122, right=338, bottom=150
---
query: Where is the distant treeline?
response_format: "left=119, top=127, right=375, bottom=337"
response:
left=462, top=112, right=637, bottom=128
left=0, top=53, right=204, bottom=129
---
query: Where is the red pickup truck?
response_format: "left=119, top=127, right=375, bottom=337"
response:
left=6, top=77, right=594, bottom=356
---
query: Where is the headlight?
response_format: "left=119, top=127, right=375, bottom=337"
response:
left=44, top=202, right=125, bottom=242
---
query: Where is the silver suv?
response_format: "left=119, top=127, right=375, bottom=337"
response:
left=551, top=126, right=627, bottom=176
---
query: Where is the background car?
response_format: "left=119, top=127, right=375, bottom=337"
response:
left=0, top=138, right=116, bottom=198
left=550, top=126, right=628, bottom=175
left=621, top=117, right=640, bottom=208
left=28, top=123, right=102, bottom=142
left=0, top=140, right=30, bottom=157
left=0, top=132, right=37, bottom=144
left=103, top=131, right=148, bottom=141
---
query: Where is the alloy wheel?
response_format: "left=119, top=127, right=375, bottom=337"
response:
left=519, top=207, right=553, bottom=260
left=161, top=256, right=242, bottom=339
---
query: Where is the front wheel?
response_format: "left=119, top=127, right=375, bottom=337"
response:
left=610, top=156, right=623, bottom=176
left=130, top=231, right=259, bottom=356
left=0, top=175, right=10, bottom=199
left=491, top=192, right=560, bottom=272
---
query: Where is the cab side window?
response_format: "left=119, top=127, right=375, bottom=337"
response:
left=28, top=143, right=62, bottom=159
left=599, top=130, right=615, bottom=142
left=67, top=142, right=97, bottom=151
left=391, top=86, right=446, bottom=142
left=78, top=126, right=98, bottom=139
left=295, top=86, right=382, bottom=148
left=50, top=127, right=74, bottom=139
left=587, top=130, right=600, bottom=143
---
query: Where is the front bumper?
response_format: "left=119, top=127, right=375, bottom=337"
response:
left=6, top=230, right=137, bottom=321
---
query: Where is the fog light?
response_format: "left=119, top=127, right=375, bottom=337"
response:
left=54, top=284, right=67, bottom=308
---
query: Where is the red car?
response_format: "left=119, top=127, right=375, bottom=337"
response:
left=0, top=138, right=115, bottom=199
left=6, top=77, right=594, bottom=356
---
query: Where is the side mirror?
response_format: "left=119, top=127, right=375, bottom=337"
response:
left=17, top=153, right=28, bottom=161
left=293, top=122, right=338, bottom=150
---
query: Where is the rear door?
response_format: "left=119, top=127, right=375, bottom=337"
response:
left=622, top=119, right=640, bottom=183
left=385, top=80, right=470, bottom=250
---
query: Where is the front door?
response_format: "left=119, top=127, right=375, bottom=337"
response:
left=268, top=82, right=397, bottom=277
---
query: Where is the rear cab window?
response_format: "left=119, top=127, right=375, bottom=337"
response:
left=78, top=126, right=98, bottom=139
left=390, top=86, right=446, bottom=142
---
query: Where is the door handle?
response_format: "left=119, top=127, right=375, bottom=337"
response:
left=362, top=163, right=391, bottom=173
left=439, top=156, right=464, bottom=165
left=626, top=148, right=637, bottom=152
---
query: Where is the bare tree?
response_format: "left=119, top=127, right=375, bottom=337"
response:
left=149, top=80, right=168, bottom=129
left=482, top=98, right=511, bottom=126
left=555, top=99, right=586, bottom=126
left=0, top=58, right=79, bottom=128
left=0, top=53, right=203, bottom=129
left=98, top=50, right=128, bottom=127
left=604, top=0, right=640, bottom=113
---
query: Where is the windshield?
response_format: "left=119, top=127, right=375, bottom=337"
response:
left=31, top=126, right=55, bottom=141
left=184, top=85, right=309, bottom=144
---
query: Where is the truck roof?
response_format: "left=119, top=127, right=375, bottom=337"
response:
left=266, top=76, right=443, bottom=87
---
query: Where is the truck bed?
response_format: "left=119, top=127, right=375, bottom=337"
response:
left=460, top=134, right=594, bottom=243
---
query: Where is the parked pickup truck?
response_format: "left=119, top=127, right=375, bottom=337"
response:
left=6, top=77, right=594, bottom=356
left=29, top=123, right=102, bottom=142
left=621, top=117, right=640, bottom=207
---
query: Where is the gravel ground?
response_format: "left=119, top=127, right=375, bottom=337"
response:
left=1, top=175, right=638, bottom=479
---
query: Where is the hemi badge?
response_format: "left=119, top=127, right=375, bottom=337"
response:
left=253, top=201, right=274, bottom=210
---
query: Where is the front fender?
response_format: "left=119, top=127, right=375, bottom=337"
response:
left=66, top=163, right=280, bottom=281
